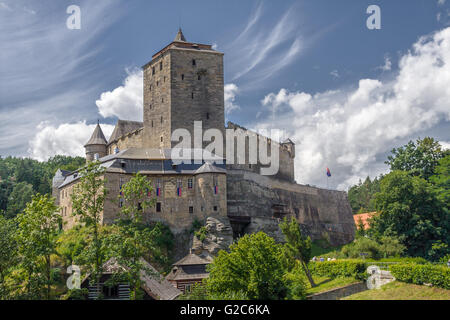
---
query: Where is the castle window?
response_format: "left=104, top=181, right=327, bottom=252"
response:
left=191, top=92, right=194, bottom=99
left=213, top=206, right=218, bottom=212
left=149, top=85, right=152, bottom=91
left=181, top=74, right=184, bottom=80
left=161, top=136, right=163, bottom=142
left=157, top=81, right=159, bottom=86
left=160, top=62, right=163, bottom=70
left=152, top=66, right=155, bottom=75
left=206, top=113, right=209, bottom=120
left=192, top=59, right=196, bottom=66
left=189, top=206, right=194, bottom=214
left=164, top=76, right=166, bottom=82
left=151, top=120, right=153, bottom=127
left=162, top=98, right=164, bottom=103
left=161, top=116, right=163, bottom=123
left=156, top=202, right=161, bottom=212
left=188, top=179, right=193, bottom=189
left=198, top=75, right=201, bottom=80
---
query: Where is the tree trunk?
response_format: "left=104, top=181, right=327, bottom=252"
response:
left=301, top=260, right=316, bottom=287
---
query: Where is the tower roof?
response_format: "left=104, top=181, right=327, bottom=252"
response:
left=174, top=28, right=186, bottom=42
left=85, top=123, right=107, bottom=146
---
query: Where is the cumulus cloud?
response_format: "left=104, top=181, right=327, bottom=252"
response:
left=257, top=27, right=450, bottom=190
left=29, top=121, right=115, bottom=161
left=224, top=83, right=240, bottom=115
left=377, top=56, right=392, bottom=71
left=96, top=69, right=143, bottom=121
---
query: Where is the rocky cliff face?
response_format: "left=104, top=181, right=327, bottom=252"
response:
left=226, top=170, right=355, bottom=246
left=191, top=216, right=234, bottom=256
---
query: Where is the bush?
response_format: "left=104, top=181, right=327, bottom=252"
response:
left=309, top=260, right=367, bottom=280
left=341, top=237, right=381, bottom=259
left=389, top=263, right=450, bottom=289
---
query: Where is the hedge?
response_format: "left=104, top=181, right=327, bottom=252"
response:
left=309, top=260, right=367, bottom=280
left=389, top=263, right=450, bottom=290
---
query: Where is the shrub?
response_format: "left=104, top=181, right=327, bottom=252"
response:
left=389, top=263, right=450, bottom=289
left=309, top=260, right=367, bottom=280
left=341, top=237, right=381, bottom=259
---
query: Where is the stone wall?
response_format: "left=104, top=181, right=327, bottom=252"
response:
left=307, top=282, right=367, bottom=300
left=107, top=128, right=143, bottom=154
left=226, top=169, right=355, bottom=246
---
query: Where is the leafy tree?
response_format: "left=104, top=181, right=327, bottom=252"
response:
left=429, top=154, right=450, bottom=205
left=5, top=182, right=34, bottom=219
left=0, top=215, right=18, bottom=299
left=0, top=179, right=14, bottom=215
left=385, top=137, right=447, bottom=180
left=15, top=194, right=62, bottom=299
left=206, top=232, right=289, bottom=300
left=107, top=173, right=159, bottom=299
left=347, top=176, right=380, bottom=214
left=280, top=217, right=316, bottom=287
left=369, top=170, right=449, bottom=260
left=71, top=161, right=107, bottom=292
left=355, top=217, right=366, bottom=238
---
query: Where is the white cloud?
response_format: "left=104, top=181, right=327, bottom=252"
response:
left=224, top=83, right=240, bottom=115
left=438, top=0, right=446, bottom=6
left=29, top=121, right=114, bottom=161
left=96, top=69, right=143, bottom=121
left=441, top=141, right=450, bottom=150
left=330, top=70, right=340, bottom=78
left=258, top=27, right=450, bottom=190
left=377, top=56, right=392, bottom=71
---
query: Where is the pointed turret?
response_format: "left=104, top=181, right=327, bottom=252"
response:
left=174, top=28, right=186, bottom=42
left=84, top=122, right=108, bottom=162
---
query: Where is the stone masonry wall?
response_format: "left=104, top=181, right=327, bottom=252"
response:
left=226, top=169, right=355, bottom=246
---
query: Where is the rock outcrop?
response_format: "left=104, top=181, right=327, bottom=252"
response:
left=191, top=216, right=234, bottom=256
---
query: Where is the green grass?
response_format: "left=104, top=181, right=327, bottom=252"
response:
left=306, top=276, right=360, bottom=295
left=342, top=281, right=450, bottom=300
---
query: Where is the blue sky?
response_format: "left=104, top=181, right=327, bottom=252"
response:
left=0, top=0, right=449, bottom=189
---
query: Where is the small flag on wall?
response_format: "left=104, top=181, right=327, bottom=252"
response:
left=326, top=167, right=331, bottom=177
left=156, top=187, right=161, bottom=197
left=214, top=185, right=218, bottom=194
left=177, top=187, right=182, bottom=197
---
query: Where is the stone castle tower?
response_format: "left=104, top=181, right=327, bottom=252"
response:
left=84, top=121, right=108, bottom=162
left=142, top=29, right=225, bottom=149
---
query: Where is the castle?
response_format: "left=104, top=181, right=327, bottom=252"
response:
left=53, top=30, right=355, bottom=257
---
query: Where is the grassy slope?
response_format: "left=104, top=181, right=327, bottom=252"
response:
left=342, top=281, right=450, bottom=300
left=306, top=276, right=360, bottom=295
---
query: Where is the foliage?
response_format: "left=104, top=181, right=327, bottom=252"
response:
left=5, top=182, right=34, bottom=219
left=355, top=217, right=366, bottom=238
left=385, top=137, right=448, bottom=181
left=309, top=260, right=367, bottom=280
left=338, top=236, right=405, bottom=260
left=348, top=176, right=380, bottom=214
left=389, top=263, right=450, bottom=290
left=429, top=154, right=450, bottom=205
left=71, top=161, right=107, bottom=289
left=369, top=170, right=449, bottom=260
left=282, top=261, right=308, bottom=300
left=189, top=218, right=203, bottom=234
left=14, top=194, right=62, bottom=299
left=106, top=173, right=160, bottom=300
left=194, top=226, right=208, bottom=242
left=178, top=280, right=249, bottom=300
left=280, top=217, right=316, bottom=287
left=206, top=232, right=290, bottom=300
left=0, top=215, right=18, bottom=299
left=0, top=155, right=85, bottom=215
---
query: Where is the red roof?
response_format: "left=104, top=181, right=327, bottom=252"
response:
left=353, top=212, right=376, bottom=230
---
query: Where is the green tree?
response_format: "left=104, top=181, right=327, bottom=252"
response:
left=348, top=176, right=380, bottom=214
left=15, top=194, right=61, bottom=299
left=107, top=173, right=159, bottom=299
left=71, top=161, right=107, bottom=293
left=206, top=232, right=288, bottom=300
left=385, top=137, right=447, bottom=180
left=370, top=170, right=449, bottom=260
left=355, top=217, right=366, bottom=238
left=280, top=217, right=316, bottom=287
left=5, top=182, right=34, bottom=219
left=0, top=215, right=17, bottom=299
left=429, top=154, right=450, bottom=205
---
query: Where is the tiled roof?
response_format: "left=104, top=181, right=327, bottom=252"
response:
left=173, top=253, right=213, bottom=266
left=85, top=123, right=107, bottom=146
left=353, top=212, right=376, bottom=230
left=108, top=120, right=143, bottom=144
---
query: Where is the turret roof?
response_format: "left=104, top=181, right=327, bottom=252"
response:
left=85, top=123, right=107, bottom=146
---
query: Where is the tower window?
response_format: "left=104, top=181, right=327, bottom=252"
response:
left=161, top=116, right=163, bottom=123
left=156, top=202, right=161, bottom=212
left=189, top=206, right=194, bottom=214
left=213, top=206, right=218, bottom=211
left=152, top=67, right=155, bottom=75
left=198, top=75, right=201, bottom=80
left=164, top=76, right=166, bottom=82
left=157, top=81, right=159, bottom=86
left=181, top=74, right=184, bottom=80
left=191, top=92, right=194, bottom=99
left=151, top=120, right=153, bottom=127
left=161, top=136, right=163, bottom=142
left=160, top=62, right=163, bottom=70
left=192, top=59, right=196, bottom=66
left=188, top=179, right=193, bottom=189
left=149, top=85, right=152, bottom=91
left=206, top=113, right=209, bottom=120
left=162, top=98, right=164, bottom=103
